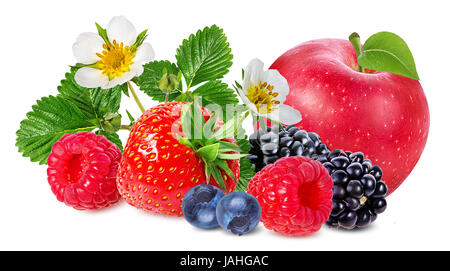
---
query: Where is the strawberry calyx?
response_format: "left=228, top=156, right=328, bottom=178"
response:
left=177, top=100, right=247, bottom=191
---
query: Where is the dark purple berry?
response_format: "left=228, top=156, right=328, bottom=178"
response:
left=315, top=150, right=388, bottom=230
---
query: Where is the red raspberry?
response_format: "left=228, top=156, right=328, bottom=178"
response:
left=247, top=156, right=333, bottom=236
left=46, top=131, right=121, bottom=210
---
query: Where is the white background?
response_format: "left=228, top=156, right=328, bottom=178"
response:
left=1, top=0, right=449, bottom=251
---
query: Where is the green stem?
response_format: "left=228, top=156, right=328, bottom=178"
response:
left=127, top=82, right=145, bottom=113
left=349, top=32, right=364, bottom=72
left=120, top=125, right=131, bottom=130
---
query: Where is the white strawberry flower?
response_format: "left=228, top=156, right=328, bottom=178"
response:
left=237, top=58, right=302, bottom=125
left=72, top=16, right=155, bottom=89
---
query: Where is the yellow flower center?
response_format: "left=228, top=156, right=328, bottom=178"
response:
left=245, top=81, right=280, bottom=114
left=95, top=40, right=135, bottom=80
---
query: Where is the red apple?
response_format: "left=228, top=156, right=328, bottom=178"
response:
left=270, top=39, right=429, bottom=195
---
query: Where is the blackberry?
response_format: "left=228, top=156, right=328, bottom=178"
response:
left=248, top=125, right=330, bottom=172
left=315, top=150, right=388, bottom=229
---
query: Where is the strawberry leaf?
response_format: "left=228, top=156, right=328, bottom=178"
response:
left=191, top=80, right=239, bottom=122
left=96, top=130, right=123, bottom=152
left=136, top=60, right=182, bottom=102
left=57, top=68, right=122, bottom=120
left=16, top=96, right=97, bottom=164
left=176, top=25, right=233, bottom=89
left=209, top=165, right=226, bottom=191
left=215, top=159, right=237, bottom=183
left=217, top=153, right=248, bottom=160
left=197, top=143, right=220, bottom=163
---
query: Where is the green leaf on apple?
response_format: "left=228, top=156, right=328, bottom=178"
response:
left=358, top=31, right=420, bottom=80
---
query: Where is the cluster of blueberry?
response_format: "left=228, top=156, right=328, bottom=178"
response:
left=182, top=184, right=261, bottom=235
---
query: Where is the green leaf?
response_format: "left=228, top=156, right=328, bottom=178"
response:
left=210, top=165, right=226, bottom=191
left=136, top=60, right=182, bottom=102
left=192, top=80, right=239, bottom=114
left=57, top=68, right=122, bottom=120
left=178, top=137, right=195, bottom=150
left=96, top=130, right=123, bottom=152
left=120, top=82, right=130, bottom=97
left=16, top=96, right=96, bottom=164
left=126, top=110, right=135, bottom=125
left=358, top=32, right=420, bottom=80
left=212, top=115, right=236, bottom=140
left=176, top=25, right=233, bottom=88
left=217, top=153, right=248, bottom=160
left=215, top=159, right=236, bottom=183
left=197, top=143, right=220, bottom=163
left=218, top=141, right=242, bottom=153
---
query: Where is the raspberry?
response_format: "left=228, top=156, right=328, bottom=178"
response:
left=247, top=156, right=333, bottom=236
left=47, top=131, right=121, bottom=210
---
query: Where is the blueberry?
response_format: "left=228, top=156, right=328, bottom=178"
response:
left=182, top=184, right=225, bottom=229
left=216, top=192, right=261, bottom=235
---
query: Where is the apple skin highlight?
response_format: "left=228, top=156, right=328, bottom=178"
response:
left=270, top=39, right=430, bottom=195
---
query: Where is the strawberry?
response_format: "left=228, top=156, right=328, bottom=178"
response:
left=117, top=101, right=241, bottom=216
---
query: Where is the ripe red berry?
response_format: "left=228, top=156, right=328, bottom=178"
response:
left=247, top=156, right=333, bottom=236
left=47, top=131, right=122, bottom=210
left=117, top=102, right=239, bottom=216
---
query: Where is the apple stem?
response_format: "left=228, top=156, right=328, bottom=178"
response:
left=349, top=32, right=364, bottom=72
